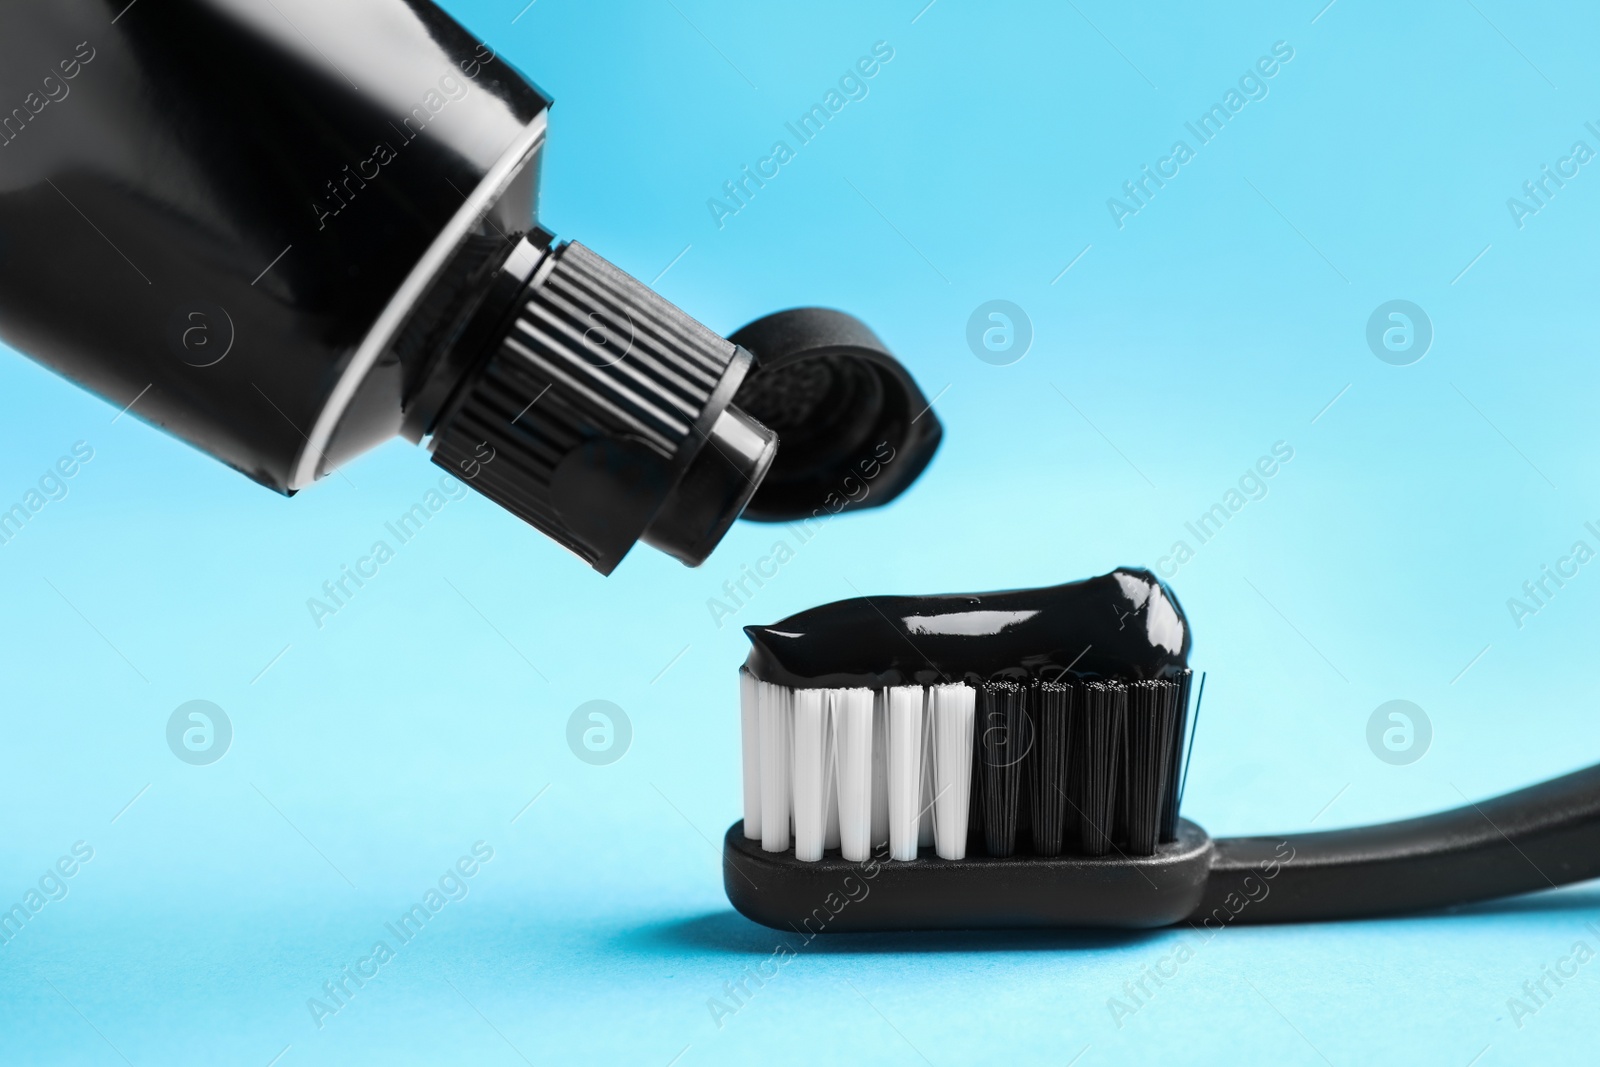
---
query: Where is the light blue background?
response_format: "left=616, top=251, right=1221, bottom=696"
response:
left=4, top=0, right=1600, bottom=1063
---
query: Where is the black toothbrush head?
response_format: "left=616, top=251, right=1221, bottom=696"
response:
left=726, top=573, right=1600, bottom=932
left=971, top=676, right=1193, bottom=861
left=724, top=569, right=1209, bottom=932
left=726, top=668, right=1208, bottom=932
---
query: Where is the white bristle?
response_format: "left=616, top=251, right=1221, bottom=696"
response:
left=886, top=685, right=927, bottom=861
left=832, top=688, right=876, bottom=862
left=746, top=679, right=970, bottom=862
left=870, top=690, right=889, bottom=851
left=929, top=682, right=976, bottom=860
left=758, top=681, right=792, bottom=853
left=739, top=670, right=762, bottom=841
left=791, top=689, right=833, bottom=862
left=824, top=764, right=841, bottom=853
left=918, top=686, right=935, bottom=848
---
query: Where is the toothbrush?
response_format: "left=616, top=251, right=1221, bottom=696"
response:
left=723, top=568, right=1600, bottom=931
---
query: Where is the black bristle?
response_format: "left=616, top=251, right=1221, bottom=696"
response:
left=975, top=680, right=1028, bottom=857
left=1026, top=680, right=1075, bottom=856
left=745, top=666, right=1198, bottom=866
left=1074, top=680, right=1126, bottom=856
left=1159, top=670, right=1193, bottom=842
left=1122, top=681, right=1179, bottom=855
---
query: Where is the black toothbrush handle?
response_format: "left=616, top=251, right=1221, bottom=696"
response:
left=1199, top=762, right=1600, bottom=924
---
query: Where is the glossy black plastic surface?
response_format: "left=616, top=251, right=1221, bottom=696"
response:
left=724, top=819, right=1214, bottom=932
left=728, top=308, right=942, bottom=523
left=0, top=0, right=548, bottom=491
left=727, top=761, right=1600, bottom=931
left=1202, top=760, right=1600, bottom=924
left=742, top=566, right=1192, bottom=689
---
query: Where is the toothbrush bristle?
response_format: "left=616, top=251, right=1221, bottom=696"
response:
left=1160, top=672, right=1195, bottom=842
left=833, top=687, right=877, bottom=862
left=791, top=689, right=831, bottom=862
left=885, top=686, right=926, bottom=861
left=740, top=669, right=1193, bottom=863
left=976, top=680, right=1027, bottom=858
left=1027, top=680, right=1074, bottom=856
left=1124, top=680, right=1182, bottom=855
left=928, top=682, right=976, bottom=860
left=754, top=679, right=792, bottom=854
left=1076, top=681, right=1125, bottom=856
left=739, top=671, right=762, bottom=842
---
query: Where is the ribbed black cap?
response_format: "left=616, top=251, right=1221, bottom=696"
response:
left=430, top=241, right=776, bottom=574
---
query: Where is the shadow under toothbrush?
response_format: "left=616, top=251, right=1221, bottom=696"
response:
left=629, top=910, right=1159, bottom=957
